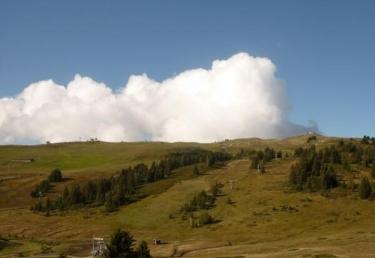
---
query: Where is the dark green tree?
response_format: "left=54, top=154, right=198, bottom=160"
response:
left=32, top=200, right=43, bottom=212
left=45, top=197, right=52, bottom=211
left=307, top=135, right=317, bottom=143
left=250, top=157, right=259, bottom=169
left=359, top=177, right=372, bottom=199
left=69, top=185, right=83, bottom=204
left=206, top=154, right=214, bottom=167
left=371, top=165, right=375, bottom=179
left=104, top=229, right=135, bottom=258
left=136, top=241, right=151, bottom=258
left=260, top=162, right=266, bottom=174
left=343, top=157, right=351, bottom=172
left=31, top=149, right=232, bottom=214
left=321, top=166, right=338, bottom=190
left=210, top=183, right=220, bottom=197
left=105, top=193, right=117, bottom=213
left=198, top=211, right=214, bottom=226
left=147, top=162, right=157, bottom=182
left=48, top=169, right=63, bottom=182
left=361, top=135, right=370, bottom=144
left=193, top=165, right=200, bottom=175
left=31, top=179, right=50, bottom=198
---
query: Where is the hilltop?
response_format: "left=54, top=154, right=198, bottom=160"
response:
left=1, top=134, right=375, bottom=257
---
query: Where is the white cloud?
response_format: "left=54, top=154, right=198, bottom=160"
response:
left=0, top=53, right=317, bottom=144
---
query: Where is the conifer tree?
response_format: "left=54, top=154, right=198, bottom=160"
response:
left=193, top=165, right=200, bottom=175
left=48, top=169, right=63, bottom=182
left=198, top=211, right=214, bottom=226
left=250, top=157, right=259, bottom=169
left=371, top=165, right=375, bottom=179
left=104, top=229, right=135, bottom=258
left=359, top=177, right=372, bottom=199
left=136, top=241, right=151, bottom=258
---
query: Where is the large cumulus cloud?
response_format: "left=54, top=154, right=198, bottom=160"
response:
left=0, top=53, right=317, bottom=144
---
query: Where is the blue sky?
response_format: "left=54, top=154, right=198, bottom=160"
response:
left=0, top=0, right=374, bottom=138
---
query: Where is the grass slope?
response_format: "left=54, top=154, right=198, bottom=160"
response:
left=1, top=135, right=375, bottom=257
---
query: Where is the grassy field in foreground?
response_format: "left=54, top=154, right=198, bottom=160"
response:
left=1, top=135, right=375, bottom=257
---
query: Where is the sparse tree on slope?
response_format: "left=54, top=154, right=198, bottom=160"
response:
left=199, top=211, right=214, bottom=226
left=359, top=177, right=372, bottom=200
left=104, top=229, right=135, bottom=258
left=371, top=165, right=375, bottom=179
left=193, top=165, right=200, bottom=175
left=136, top=241, right=151, bottom=258
left=48, top=169, right=63, bottom=182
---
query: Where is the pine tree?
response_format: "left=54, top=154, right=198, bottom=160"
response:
left=321, top=166, right=338, bottom=190
left=147, top=162, right=157, bottom=182
left=359, top=177, right=372, bottom=199
left=55, top=196, right=65, bottom=211
left=361, top=135, right=370, bottom=144
left=48, top=169, right=63, bottom=182
left=105, top=193, right=117, bottom=213
left=193, top=165, right=200, bottom=175
left=164, top=161, right=171, bottom=177
left=260, top=162, right=266, bottom=174
left=206, top=154, right=214, bottom=167
left=69, top=185, right=83, bottom=204
left=63, top=186, right=69, bottom=200
left=250, top=157, right=259, bottom=169
left=136, top=241, right=152, bottom=258
left=210, top=183, right=219, bottom=197
left=104, top=229, right=135, bottom=258
left=371, top=165, right=375, bottom=178
left=343, top=157, right=351, bottom=172
left=45, top=197, right=52, bottom=211
left=33, top=200, right=43, bottom=212
left=198, top=211, right=214, bottom=226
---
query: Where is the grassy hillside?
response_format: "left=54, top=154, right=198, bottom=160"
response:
left=1, top=135, right=375, bottom=257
